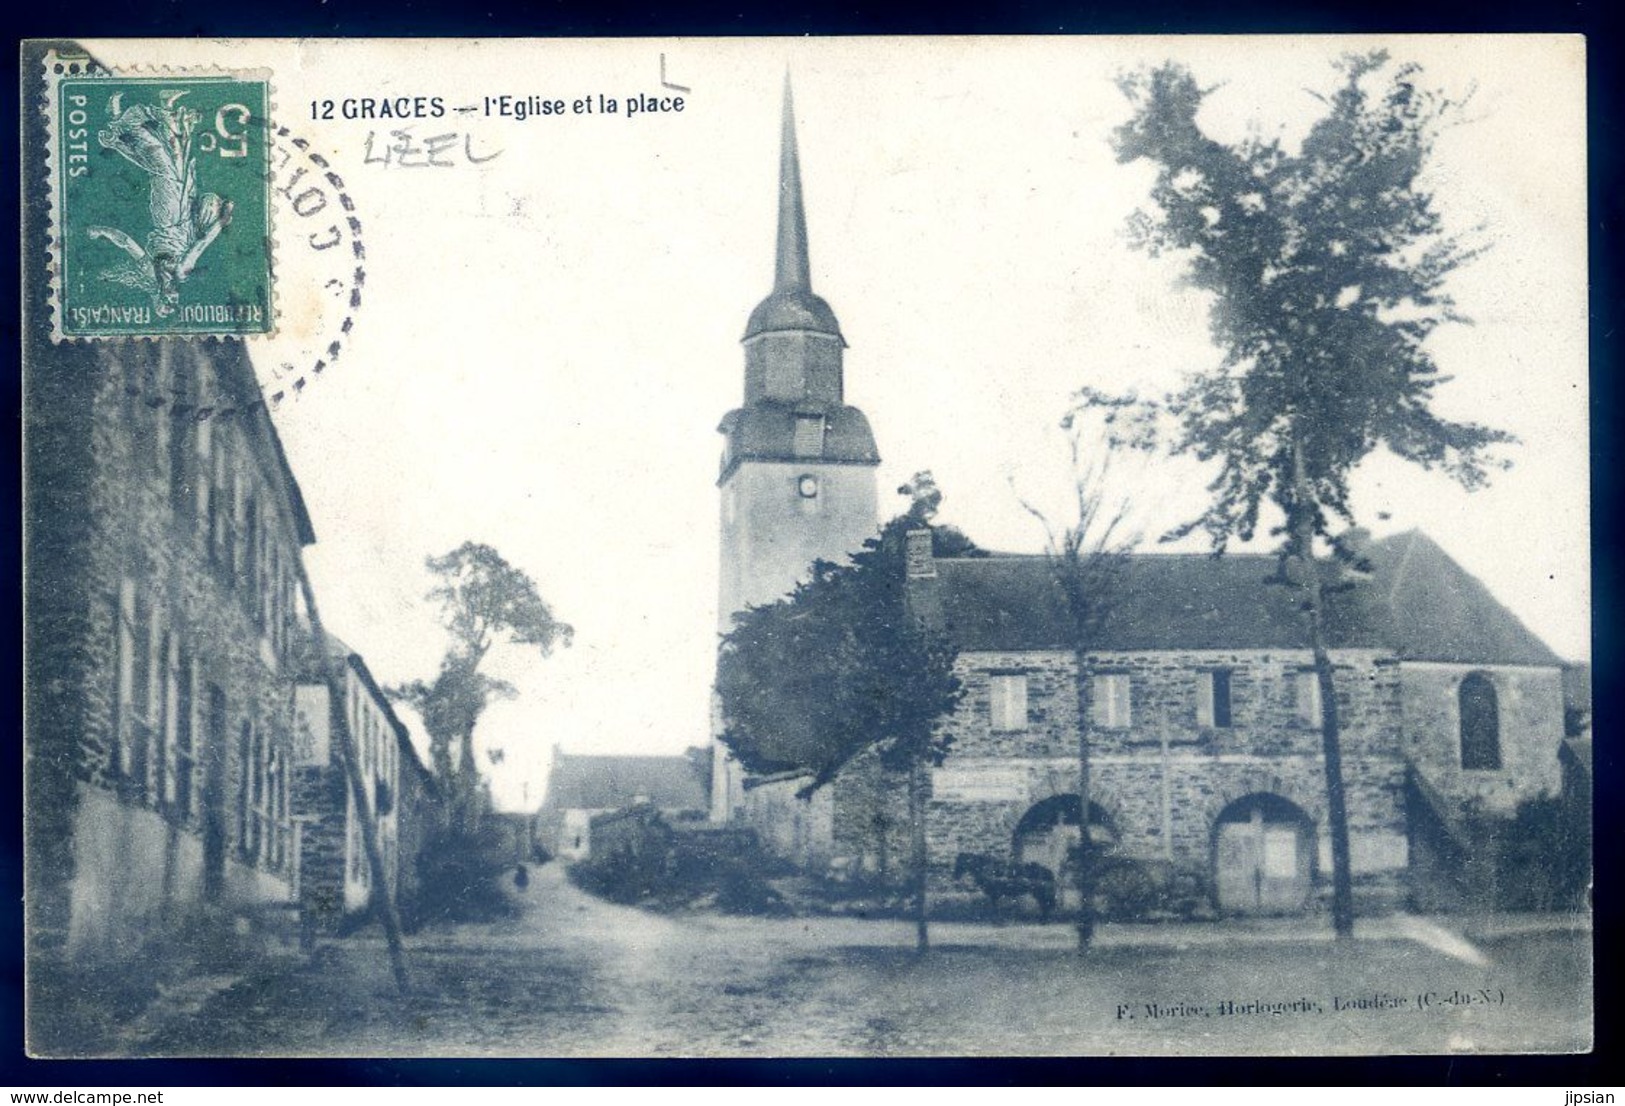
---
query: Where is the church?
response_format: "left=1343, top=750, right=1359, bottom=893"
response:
left=709, top=83, right=1576, bottom=916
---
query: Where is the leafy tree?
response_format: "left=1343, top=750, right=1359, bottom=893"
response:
left=1097, top=53, right=1514, bottom=936
left=715, top=475, right=964, bottom=951
left=393, top=543, right=572, bottom=830
left=1018, top=428, right=1136, bottom=952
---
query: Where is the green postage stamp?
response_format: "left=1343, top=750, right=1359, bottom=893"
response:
left=47, top=57, right=273, bottom=339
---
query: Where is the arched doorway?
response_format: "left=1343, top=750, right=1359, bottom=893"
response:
left=1013, top=794, right=1118, bottom=888
left=1211, top=793, right=1316, bottom=915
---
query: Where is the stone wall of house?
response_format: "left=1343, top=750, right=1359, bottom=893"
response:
left=290, top=666, right=404, bottom=925
left=394, top=759, right=440, bottom=928
left=1402, top=662, right=1565, bottom=814
left=920, top=648, right=1409, bottom=898
left=828, top=748, right=912, bottom=880
left=293, top=764, right=350, bottom=931
left=740, top=775, right=835, bottom=868
left=38, top=340, right=308, bottom=961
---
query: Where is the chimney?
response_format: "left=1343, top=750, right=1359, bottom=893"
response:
left=905, top=528, right=936, bottom=579
left=903, top=528, right=944, bottom=631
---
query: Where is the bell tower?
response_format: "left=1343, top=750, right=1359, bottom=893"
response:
left=712, top=78, right=881, bottom=820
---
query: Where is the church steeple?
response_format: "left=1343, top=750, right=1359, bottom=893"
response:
left=743, top=77, right=844, bottom=345
left=712, top=78, right=882, bottom=823
left=718, top=77, right=877, bottom=486
left=774, top=74, right=812, bottom=294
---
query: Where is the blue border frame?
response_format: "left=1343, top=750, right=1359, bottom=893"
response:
left=8, top=0, right=1620, bottom=1086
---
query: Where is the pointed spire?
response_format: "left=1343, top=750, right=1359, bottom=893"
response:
left=775, top=71, right=812, bottom=292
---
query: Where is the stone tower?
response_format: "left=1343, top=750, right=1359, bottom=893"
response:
left=711, top=79, right=881, bottom=820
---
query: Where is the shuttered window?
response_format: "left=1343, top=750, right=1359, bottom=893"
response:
left=1092, top=672, right=1132, bottom=729
left=1197, top=669, right=1233, bottom=728
left=1294, top=670, right=1322, bottom=728
left=792, top=415, right=824, bottom=458
left=989, top=673, right=1028, bottom=732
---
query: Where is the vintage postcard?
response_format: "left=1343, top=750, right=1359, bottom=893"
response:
left=21, top=36, right=1591, bottom=1058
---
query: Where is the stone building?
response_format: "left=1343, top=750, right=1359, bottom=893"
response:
left=391, top=719, right=445, bottom=929
left=538, top=750, right=709, bottom=860
left=293, top=638, right=409, bottom=931
left=752, top=528, right=1568, bottom=915
left=26, top=337, right=312, bottom=961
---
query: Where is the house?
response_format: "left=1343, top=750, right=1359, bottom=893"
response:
left=26, top=337, right=314, bottom=962
left=293, top=638, right=409, bottom=931
left=392, top=718, right=444, bottom=930
left=740, top=528, right=1570, bottom=915
left=538, top=750, right=709, bottom=860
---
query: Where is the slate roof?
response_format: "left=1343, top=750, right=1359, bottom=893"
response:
left=717, top=402, right=880, bottom=479
left=1365, top=530, right=1563, bottom=666
left=931, top=529, right=1562, bottom=667
left=216, top=341, right=317, bottom=546
left=543, top=753, right=707, bottom=813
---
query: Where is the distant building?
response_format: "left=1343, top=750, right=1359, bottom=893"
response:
left=293, top=640, right=408, bottom=931
left=27, top=339, right=313, bottom=961
left=538, top=750, right=709, bottom=860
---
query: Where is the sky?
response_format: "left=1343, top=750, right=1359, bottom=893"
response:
left=92, top=37, right=1591, bottom=811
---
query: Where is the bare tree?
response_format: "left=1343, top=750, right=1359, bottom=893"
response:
left=1018, top=429, right=1136, bottom=953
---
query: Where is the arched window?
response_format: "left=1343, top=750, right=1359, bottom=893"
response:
left=1459, top=672, right=1502, bottom=770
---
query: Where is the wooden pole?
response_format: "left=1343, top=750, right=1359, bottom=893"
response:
left=1074, top=652, right=1095, bottom=953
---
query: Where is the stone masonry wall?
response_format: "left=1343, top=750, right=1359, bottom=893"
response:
left=922, top=648, right=1409, bottom=894
left=740, top=775, right=834, bottom=867
left=1401, top=662, right=1565, bottom=815
left=57, top=341, right=307, bottom=960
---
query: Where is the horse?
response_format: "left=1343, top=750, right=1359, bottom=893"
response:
left=953, top=852, right=1057, bottom=920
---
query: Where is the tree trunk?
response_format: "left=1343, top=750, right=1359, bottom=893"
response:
left=1074, top=650, right=1095, bottom=953
left=1291, top=440, right=1356, bottom=939
left=909, top=752, right=929, bottom=953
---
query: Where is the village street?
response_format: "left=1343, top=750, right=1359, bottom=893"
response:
left=107, top=864, right=1590, bottom=1059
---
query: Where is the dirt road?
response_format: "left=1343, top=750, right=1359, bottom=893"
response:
left=116, top=863, right=1590, bottom=1058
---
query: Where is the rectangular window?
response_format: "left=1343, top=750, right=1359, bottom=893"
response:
left=113, top=580, right=136, bottom=777
left=172, top=648, right=195, bottom=816
left=1091, top=672, right=1132, bottom=729
left=989, top=673, right=1029, bottom=732
left=238, top=720, right=254, bottom=860
left=1295, top=669, right=1323, bottom=728
left=154, top=629, right=173, bottom=803
left=115, top=583, right=161, bottom=794
left=195, top=410, right=213, bottom=526
left=124, top=346, right=159, bottom=470
left=268, top=543, right=281, bottom=652
left=226, top=471, right=242, bottom=588
left=1197, top=669, right=1233, bottom=728
left=134, top=598, right=158, bottom=794
left=792, top=414, right=825, bottom=458
left=168, top=401, right=195, bottom=524
left=243, top=494, right=261, bottom=624
left=208, top=444, right=226, bottom=569
left=252, top=726, right=270, bottom=867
